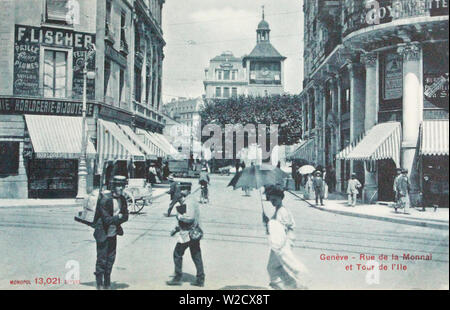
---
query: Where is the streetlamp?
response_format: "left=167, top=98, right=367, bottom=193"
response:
left=76, top=43, right=96, bottom=201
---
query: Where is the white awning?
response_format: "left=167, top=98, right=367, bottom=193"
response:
left=117, top=124, right=158, bottom=160
left=25, top=114, right=96, bottom=159
left=288, top=139, right=315, bottom=163
left=97, top=119, right=145, bottom=164
left=337, top=122, right=402, bottom=167
left=420, top=120, right=449, bottom=156
left=135, top=129, right=167, bottom=158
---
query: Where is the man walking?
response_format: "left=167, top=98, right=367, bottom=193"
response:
left=166, top=175, right=183, bottom=217
left=393, top=168, right=402, bottom=206
left=312, top=171, right=325, bottom=206
left=394, top=169, right=411, bottom=214
left=93, top=176, right=129, bottom=290
left=166, top=201, right=205, bottom=287
left=347, top=173, right=362, bottom=207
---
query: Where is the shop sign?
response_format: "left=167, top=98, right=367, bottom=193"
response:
left=424, top=73, right=449, bottom=106
left=0, top=97, right=94, bottom=116
left=383, top=53, right=403, bottom=100
left=344, top=0, right=449, bottom=36
left=14, top=25, right=96, bottom=98
left=105, top=43, right=128, bottom=68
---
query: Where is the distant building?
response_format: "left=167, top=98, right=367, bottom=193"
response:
left=162, top=97, right=205, bottom=157
left=203, top=9, right=286, bottom=99
left=203, top=51, right=247, bottom=99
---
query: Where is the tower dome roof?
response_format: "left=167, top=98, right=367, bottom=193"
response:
left=257, top=19, right=270, bottom=30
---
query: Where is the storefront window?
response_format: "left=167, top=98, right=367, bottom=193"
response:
left=0, top=142, right=19, bottom=176
left=44, top=50, right=68, bottom=98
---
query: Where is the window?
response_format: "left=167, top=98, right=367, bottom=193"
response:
left=119, top=68, right=125, bottom=103
left=311, top=100, right=315, bottom=129
left=106, top=0, right=113, bottom=37
left=0, top=142, right=19, bottom=175
left=120, top=11, right=128, bottom=53
left=46, top=0, right=69, bottom=24
left=104, top=59, right=111, bottom=97
left=43, top=50, right=67, bottom=98
left=216, top=70, right=222, bottom=80
left=232, top=87, right=238, bottom=97
left=232, top=70, right=237, bottom=80
left=145, top=70, right=151, bottom=105
left=341, top=88, right=350, bottom=114
left=135, top=66, right=142, bottom=102
left=223, top=70, right=230, bottom=80
left=215, top=87, right=221, bottom=97
left=223, top=87, right=230, bottom=98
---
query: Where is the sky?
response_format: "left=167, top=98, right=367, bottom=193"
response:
left=161, top=0, right=304, bottom=103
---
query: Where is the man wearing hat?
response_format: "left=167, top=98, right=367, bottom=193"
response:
left=166, top=175, right=183, bottom=217
left=394, top=169, right=411, bottom=214
left=347, top=173, right=362, bottom=207
left=312, top=171, right=325, bottom=206
left=93, top=175, right=129, bottom=289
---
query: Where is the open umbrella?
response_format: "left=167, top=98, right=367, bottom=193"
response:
left=227, top=164, right=289, bottom=190
left=298, top=165, right=315, bottom=175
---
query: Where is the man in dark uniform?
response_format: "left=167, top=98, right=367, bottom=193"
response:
left=93, top=175, right=129, bottom=289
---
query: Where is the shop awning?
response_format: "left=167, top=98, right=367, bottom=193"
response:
left=153, top=132, right=179, bottom=155
left=337, top=122, right=402, bottom=167
left=97, top=119, right=145, bottom=162
left=420, top=120, right=449, bottom=156
left=25, top=114, right=96, bottom=159
left=135, top=129, right=167, bottom=158
left=288, top=139, right=315, bottom=163
left=117, top=124, right=158, bottom=160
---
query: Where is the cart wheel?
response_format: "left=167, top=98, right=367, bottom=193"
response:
left=133, top=199, right=145, bottom=214
left=124, top=191, right=137, bottom=214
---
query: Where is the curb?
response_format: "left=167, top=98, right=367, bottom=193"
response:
left=287, top=192, right=449, bottom=230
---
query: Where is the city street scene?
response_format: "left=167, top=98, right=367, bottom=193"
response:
left=0, top=0, right=449, bottom=291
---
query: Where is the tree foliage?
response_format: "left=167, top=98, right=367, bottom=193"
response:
left=200, top=94, right=303, bottom=145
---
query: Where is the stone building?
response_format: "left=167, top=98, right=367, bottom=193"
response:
left=0, top=0, right=169, bottom=199
left=293, top=0, right=448, bottom=205
left=203, top=9, right=286, bottom=99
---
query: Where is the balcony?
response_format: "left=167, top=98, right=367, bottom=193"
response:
left=120, top=39, right=129, bottom=56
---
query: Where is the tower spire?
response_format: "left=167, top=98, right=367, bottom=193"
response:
left=262, top=5, right=265, bottom=20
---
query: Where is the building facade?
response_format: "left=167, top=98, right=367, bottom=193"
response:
left=162, top=97, right=205, bottom=157
left=295, top=0, right=448, bottom=205
left=203, top=51, right=247, bottom=100
left=203, top=11, right=286, bottom=99
left=0, top=0, right=168, bottom=198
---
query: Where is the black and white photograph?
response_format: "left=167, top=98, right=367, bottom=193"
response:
left=0, top=0, right=448, bottom=295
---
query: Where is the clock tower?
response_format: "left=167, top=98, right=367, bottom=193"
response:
left=243, top=8, right=286, bottom=96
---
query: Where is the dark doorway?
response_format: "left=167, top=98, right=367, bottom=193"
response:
left=377, top=159, right=397, bottom=202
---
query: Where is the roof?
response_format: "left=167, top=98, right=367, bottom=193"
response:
left=211, top=51, right=242, bottom=62
left=243, top=42, right=286, bottom=61
left=257, top=19, right=270, bottom=30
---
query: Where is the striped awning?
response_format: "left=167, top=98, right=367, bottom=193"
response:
left=337, top=122, right=402, bottom=167
left=289, top=139, right=315, bottom=163
left=25, top=114, right=96, bottom=159
left=135, top=129, right=167, bottom=158
left=117, top=124, right=158, bottom=160
left=97, top=119, right=145, bottom=163
left=420, top=120, right=449, bottom=156
left=154, top=132, right=179, bottom=155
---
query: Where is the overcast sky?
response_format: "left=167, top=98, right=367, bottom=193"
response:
left=161, top=0, right=304, bottom=103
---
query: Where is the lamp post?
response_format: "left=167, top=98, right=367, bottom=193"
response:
left=76, top=44, right=96, bottom=201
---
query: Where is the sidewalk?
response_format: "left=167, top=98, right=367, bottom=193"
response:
left=288, top=190, right=449, bottom=230
left=0, top=187, right=169, bottom=209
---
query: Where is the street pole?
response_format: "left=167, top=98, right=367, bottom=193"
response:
left=76, top=51, right=88, bottom=201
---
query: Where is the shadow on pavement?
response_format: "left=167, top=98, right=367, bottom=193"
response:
left=218, top=285, right=268, bottom=290
left=80, top=281, right=130, bottom=290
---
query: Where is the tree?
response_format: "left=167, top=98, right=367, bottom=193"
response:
left=200, top=94, right=303, bottom=146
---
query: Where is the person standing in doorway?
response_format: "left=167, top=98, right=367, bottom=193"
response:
left=347, top=173, right=362, bottom=207
left=393, top=168, right=402, bottom=205
left=93, top=175, right=129, bottom=290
